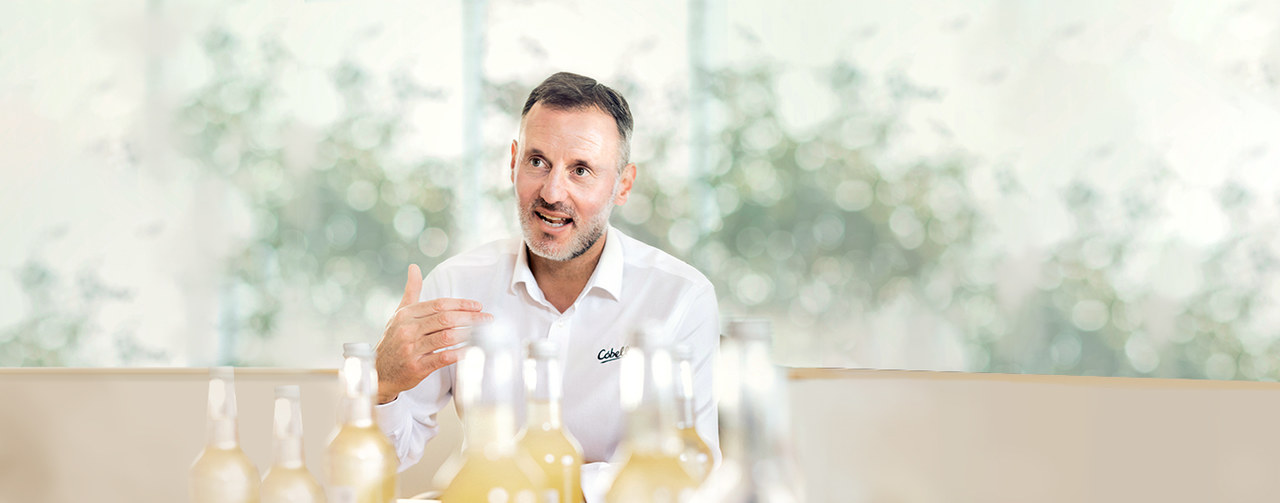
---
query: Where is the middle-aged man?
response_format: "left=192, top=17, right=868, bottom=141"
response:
left=372, top=72, right=720, bottom=493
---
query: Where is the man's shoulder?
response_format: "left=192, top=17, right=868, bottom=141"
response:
left=615, top=228, right=713, bottom=291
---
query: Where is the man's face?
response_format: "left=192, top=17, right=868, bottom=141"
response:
left=511, top=103, right=635, bottom=262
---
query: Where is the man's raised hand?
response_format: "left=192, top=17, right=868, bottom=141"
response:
left=375, top=264, right=490, bottom=404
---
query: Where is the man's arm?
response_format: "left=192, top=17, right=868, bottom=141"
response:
left=375, top=360, right=454, bottom=470
left=373, top=264, right=489, bottom=470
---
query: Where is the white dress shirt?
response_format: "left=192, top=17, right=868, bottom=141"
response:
left=375, top=226, right=721, bottom=481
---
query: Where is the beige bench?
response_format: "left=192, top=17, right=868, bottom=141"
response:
left=0, top=368, right=456, bottom=502
left=5, top=367, right=1280, bottom=502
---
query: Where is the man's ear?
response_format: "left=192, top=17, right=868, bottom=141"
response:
left=509, top=139, right=518, bottom=183
left=614, top=163, right=637, bottom=205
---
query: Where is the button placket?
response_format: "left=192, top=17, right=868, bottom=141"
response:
left=550, top=316, right=571, bottom=339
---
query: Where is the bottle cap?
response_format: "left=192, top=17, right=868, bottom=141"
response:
left=672, top=343, right=693, bottom=361
left=529, top=339, right=558, bottom=359
left=275, top=384, right=300, bottom=399
left=629, top=320, right=671, bottom=348
left=210, top=366, right=235, bottom=381
left=342, top=342, right=373, bottom=358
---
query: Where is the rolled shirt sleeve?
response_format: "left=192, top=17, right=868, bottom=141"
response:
left=374, top=268, right=457, bottom=471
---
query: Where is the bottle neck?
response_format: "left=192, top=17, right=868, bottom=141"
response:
left=674, top=356, right=696, bottom=430
left=207, top=418, right=238, bottom=449
left=526, top=351, right=562, bottom=429
left=272, top=395, right=306, bottom=468
left=526, top=400, right=561, bottom=429
left=464, top=404, right=519, bottom=453
left=458, top=341, right=523, bottom=452
left=622, top=344, right=681, bottom=455
left=721, top=337, right=787, bottom=462
left=339, top=354, right=377, bottom=427
left=205, top=376, right=239, bottom=449
left=341, top=395, right=375, bottom=427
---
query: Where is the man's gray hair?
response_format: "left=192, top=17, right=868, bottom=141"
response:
left=521, top=72, right=634, bottom=169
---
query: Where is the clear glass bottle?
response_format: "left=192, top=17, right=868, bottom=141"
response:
left=440, top=323, right=552, bottom=502
left=606, top=324, right=699, bottom=503
left=191, top=367, right=261, bottom=503
left=261, top=385, right=326, bottom=503
left=694, top=320, right=805, bottom=503
left=517, top=339, right=585, bottom=503
left=672, top=344, right=713, bottom=483
left=327, top=343, right=398, bottom=503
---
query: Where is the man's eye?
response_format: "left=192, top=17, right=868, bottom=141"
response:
left=574, top=166, right=590, bottom=176
left=530, top=158, right=544, bottom=168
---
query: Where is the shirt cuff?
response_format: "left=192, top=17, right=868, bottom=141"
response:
left=374, top=393, right=411, bottom=434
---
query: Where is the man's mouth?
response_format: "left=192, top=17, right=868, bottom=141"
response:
left=536, top=209, right=573, bottom=228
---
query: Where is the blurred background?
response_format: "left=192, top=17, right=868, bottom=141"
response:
left=2, top=0, right=1280, bottom=379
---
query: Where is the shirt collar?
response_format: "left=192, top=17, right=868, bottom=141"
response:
left=590, top=226, right=624, bottom=301
left=509, top=225, right=624, bottom=303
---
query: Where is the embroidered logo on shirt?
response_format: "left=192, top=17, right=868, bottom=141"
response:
left=597, top=346, right=627, bottom=363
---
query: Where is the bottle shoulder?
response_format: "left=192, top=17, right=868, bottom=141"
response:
left=260, top=466, right=324, bottom=496
left=192, top=446, right=257, bottom=471
left=328, top=424, right=396, bottom=458
left=517, top=427, right=583, bottom=451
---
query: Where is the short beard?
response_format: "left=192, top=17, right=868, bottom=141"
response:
left=519, top=197, right=612, bottom=262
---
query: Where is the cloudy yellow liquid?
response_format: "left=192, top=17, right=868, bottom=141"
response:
left=516, top=419, right=583, bottom=503
left=676, top=426, right=713, bottom=483
left=442, top=407, right=552, bottom=503
left=191, top=446, right=260, bottom=503
left=261, top=465, right=326, bottom=503
left=606, top=451, right=697, bottom=503
left=440, top=452, right=550, bottom=503
left=327, top=424, right=397, bottom=503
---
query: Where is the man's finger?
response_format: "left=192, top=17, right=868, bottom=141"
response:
left=393, top=310, right=491, bottom=344
left=412, top=326, right=473, bottom=355
left=417, top=346, right=466, bottom=374
left=399, top=264, right=423, bottom=309
left=418, top=311, right=493, bottom=335
left=399, top=298, right=484, bottom=318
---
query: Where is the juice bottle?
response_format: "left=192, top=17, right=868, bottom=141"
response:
left=190, top=367, right=261, bottom=503
left=605, top=324, right=698, bottom=503
left=672, top=344, right=713, bottom=482
left=694, top=319, right=805, bottom=502
left=517, top=339, right=584, bottom=503
left=327, top=343, right=398, bottom=503
left=261, top=385, right=325, bottom=503
left=440, top=322, right=553, bottom=502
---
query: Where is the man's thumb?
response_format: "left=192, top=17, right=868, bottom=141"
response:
left=399, top=264, right=423, bottom=309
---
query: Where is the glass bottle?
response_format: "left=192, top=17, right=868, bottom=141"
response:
left=327, top=343, right=398, bottom=503
left=672, top=344, right=713, bottom=482
left=440, top=322, right=552, bottom=502
left=261, top=385, right=326, bottom=503
left=191, top=367, right=261, bottom=503
left=694, top=319, right=805, bottom=503
left=516, top=339, right=585, bottom=503
left=605, top=324, right=699, bottom=503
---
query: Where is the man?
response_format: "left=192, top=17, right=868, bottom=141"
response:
left=373, top=72, right=720, bottom=492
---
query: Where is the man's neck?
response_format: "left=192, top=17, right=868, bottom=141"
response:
left=527, top=233, right=607, bottom=313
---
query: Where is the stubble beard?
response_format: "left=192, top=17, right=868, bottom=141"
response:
left=519, top=192, right=617, bottom=262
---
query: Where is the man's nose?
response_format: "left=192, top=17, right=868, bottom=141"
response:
left=540, top=169, right=568, bottom=204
